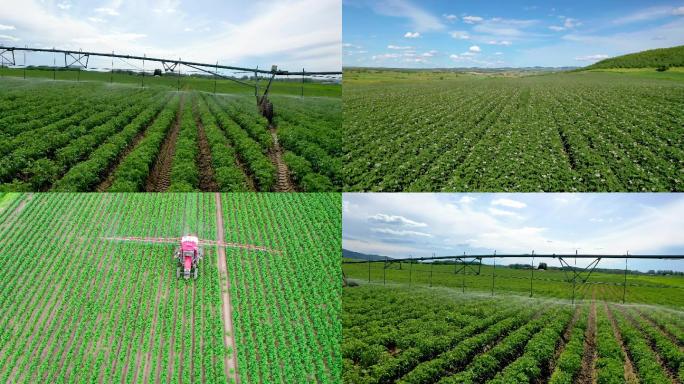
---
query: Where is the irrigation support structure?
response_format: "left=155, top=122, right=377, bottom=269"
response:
left=0, top=45, right=341, bottom=116
left=344, top=252, right=684, bottom=302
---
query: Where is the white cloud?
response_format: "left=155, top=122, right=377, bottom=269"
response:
left=563, top=17, right=581, bottom=28
left=494, top=51, right=503, bottom=55
left=463, top=15, right=483, bottom=24
left=575, top=54, right=609, bottom=61
left=56, top=2, right=71, bottom=10
left=459, top=196, right=477, bottom=204
left=487, top=40, right=512, bottom=46
left=421, top=52, right=433, bottom=57
left=443, top=14, right=458, bottom=22
left=87, top=17, right=106, bottom=23
left=95, top=7, right=120, bottom=16
left=371, top=228, right=433, bottom=237
left=372, top=53, right=401, bottom=60
left=372, top=0, right=445, bottom=31
left=549, top=25, right=565, bottom=31
left=491, top=198, right=526, bottom=209
left=0, top=0, right=341, bottom=71
left=450, top=30, right=470, bottom=39
left=469, top=45, right=481, bottom=52
left=368, top=213, right=427, bottom=227
left=613, top=6, right=677, bottom=25
left=488, top=207, right=523, bottom=218
left=404, top=31, right=420, bottom=38
left=387, top=44, right=412, bottom=50
left=674, top=7, right=684, bottom=16
left=0, top=34, right=19, bottom=41
left=449, top=54, right=461, bottom=60
left=0, top=24, right=15, bottom=31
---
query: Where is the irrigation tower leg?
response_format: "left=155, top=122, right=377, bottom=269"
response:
left=214, top=61, right=218, bottom=94
left=177, top=59, right=180, bottom=91
left=23, top=49, right=26, bottom=79
left=462, top=255, right=466, bottom=293
left=110, top=52, right=113, bottom=83
left=301, top=68, right=304, bottom=98
left=409, top=255, right=412, bottom=287
left=383, top=256, right=387, bottom=286
left=142, top=55, right=145, bottom=88
left=530, top=254, right=534, bottom=297
left=622, top=257, right=628, bottom=304
left=367, top=256, right=371, bottom=283
left=491, top=257, right=496, bottom=296
left=430, top=262, right=433, bottom=288
left=53, top=55, right=56, bottom=80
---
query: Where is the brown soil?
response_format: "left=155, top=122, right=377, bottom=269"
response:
left=95, top=104, right=168, bottom=192
left=146, top=96, right=184, bottom=192
left=578, top=301, right=597, bottom=384
left=634, top=308, right=684, bottom=349
left=619, top=307, right=681, bottom=383
left=235, top=156, right=257, bottom=191
left=194, top=104, right=219, bottom=192
left=604, top=303, right=639, bottom=384
left=541, top=305, right=581, bottom=384
left=268, top=124, right=295, bottom=192
left=214, top=193, right=240, bottom=383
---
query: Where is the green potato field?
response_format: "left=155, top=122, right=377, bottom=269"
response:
left=0, top=192, right=341, bottom=383
left=343, top=70, right=684, bottom=192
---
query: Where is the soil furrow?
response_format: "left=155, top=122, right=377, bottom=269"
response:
left=268, top=124, right=295, bottom=192
left=604, top=302, right=639, bottom=384
left=146, top=95, right=184, bottom=192
left=578, top=301, right=597, bottom=384
left=95, top=103, right=169, bottom=192
left=214, top=193, right=240, bottom=383
left=193, top=103, right=219, bottom=192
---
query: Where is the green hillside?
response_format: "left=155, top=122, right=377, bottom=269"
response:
left=586, top=45, right=684, bottom=69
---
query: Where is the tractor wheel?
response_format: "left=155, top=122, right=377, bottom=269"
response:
left=194, top=269, right=198, bottom=279
left=265, top=101, right=274, bottom=122
left=176, top=267, right=180, bottom=279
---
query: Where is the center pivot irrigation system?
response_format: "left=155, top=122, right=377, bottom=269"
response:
left=0, top=45, right=342, bottom=121
left=102, top=234, right=281, bottom=280
left=343, top=252, right=684, bottom=304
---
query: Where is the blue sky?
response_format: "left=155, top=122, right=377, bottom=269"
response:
left=0, top=0, right=341, bottom=72
left=343, top=0, right=684, bottom=68
left=343, top=193, right=684, bottom=271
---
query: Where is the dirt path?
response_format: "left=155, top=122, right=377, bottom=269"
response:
left=578, top=301, right=597, bottom=383
left=604, top=303, right=639, bottom=384
left=268, top=125, right=295, bottom=192
left=194, top=104, right=219, bottom=192
left=214, top=193, right=239, bottom=383
left=146, top=96, right=184, bottom=192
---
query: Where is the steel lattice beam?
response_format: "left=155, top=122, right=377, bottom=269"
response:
left=0, top=48, right=15, bottom=66
left=65, top=52, right=89, bottom=68
left=0, top=45, right=341, bottom=76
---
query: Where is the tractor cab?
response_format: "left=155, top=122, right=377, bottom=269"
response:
left=175, top=235, right=203, bottom=279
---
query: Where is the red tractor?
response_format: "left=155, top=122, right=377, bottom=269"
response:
left=175, top=235, right=203, bottom=279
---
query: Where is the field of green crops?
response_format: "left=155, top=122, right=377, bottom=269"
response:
left=343, top=285, right=684, bottom=384
left=0, top=192, right=341, bottom=383
left=0, top=77, right=340, bottom=192
left=343, top=260, right=684, bottom=307
left=343, top=70, right=684, bottom=192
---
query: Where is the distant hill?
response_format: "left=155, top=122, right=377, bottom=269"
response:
left=342, top=248, right=394, bottom=261
left=586, top=45, right=684, bottom=69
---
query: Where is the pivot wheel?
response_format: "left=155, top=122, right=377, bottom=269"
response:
left=176, top=267, right=180, bottom=279
left=193, top=269, right=198, bottom=279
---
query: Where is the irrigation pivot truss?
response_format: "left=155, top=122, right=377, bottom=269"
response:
left=0, top=45, right=342, bottom=120
left=343, top=252, right=684, bottom=304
